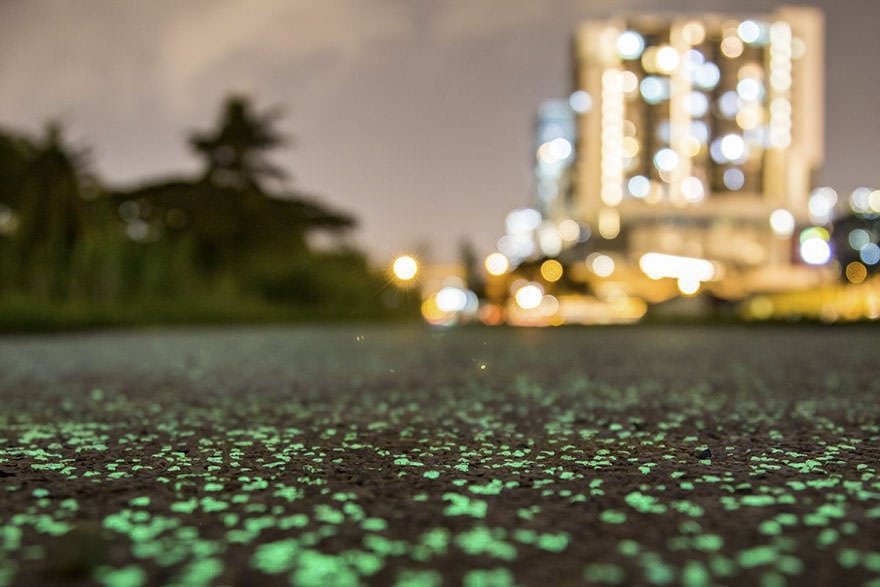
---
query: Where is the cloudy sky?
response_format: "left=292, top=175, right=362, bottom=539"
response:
left=1, top=1, right=877, bottom=263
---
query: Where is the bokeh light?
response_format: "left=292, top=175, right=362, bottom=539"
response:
left=617, top=30, right=645, bottom=60
left=514, top=283, right=544, bottom=310
left=435, top=287, right=468, bottom=313
left=589, top=253, right=615, bottom=277
left=860, top=243, right=880, bottom=266
left=846, top=261, right=868, bottom=284
left=540, top=259, right=564, bottom=282
left=484, top=252, right=510, bottom=276
left=392, top=255, right=418, bottom=281
left=799, top=234, right=831, bottom=266
left=677, top=276, right=701, bottom=296
left=569, top=90, right=592, bottom=113
left=769, top=209, right=795, bottom=237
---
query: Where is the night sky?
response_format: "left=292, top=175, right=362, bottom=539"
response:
left=1, top=1, right=877, bottom=263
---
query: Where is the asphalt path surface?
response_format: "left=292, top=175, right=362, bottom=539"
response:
left=0, top=325, right=878, bottom=586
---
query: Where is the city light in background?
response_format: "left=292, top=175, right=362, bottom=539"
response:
left=391, top=255, right=419, bottom=282
left=407, top=5, right=880, bottom=327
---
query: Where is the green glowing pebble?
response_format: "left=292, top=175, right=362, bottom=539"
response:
left=291, top=550, right=360, bottom=587
left=817, top=528, right=838, bottom=547
left=742, top=495, right=775, bottom=507
left=343, top=550, right=383, bottom=576
left=443, top=494, right=487, bottom=518
left=455, top=527, right=516, bottom=561
left=709, top=555, right=735, bottom=578
left=363, top=535, right=408, bottom=556
left=423, top=470, right=440, bottom=479
left=278, top=514, right=309, bottom=530
left=226, top=530, right=255, bottom=544
left=816, top=503, right=846, bottom=518
left=412, top=494, right=429, bottom=502
left=244, top=516, right=276, bottom=534
left=200, top=497, right=228, bottom=512
left=32, top=488, right=49, bottom=498
left=98, top=566, right=147, bottom=587
left=803, top=514, right=827, bottom=526
left=618, top=540, right=640, bottom=556
left=775, top=513, right=798, bottom=526
left=537, top=532, right=569, bottom=552
left=251, top=539, right=298, bottom=574
left=513, top=529, right=536, bottom=544
left=837, top=549, right=861, bottom=568
left=760, top=572, right=786, bottom=587
left=314, top=505, right=344, bottom=525
left=178, top=558, right=223, bottom=586
left=204, top=483, right=223, bottom=492
left=600, top=510, right=627, bottom=524
left=393, top=569, right=442, bottom=587
left=361, top=518, right=387, bottom=532
left=863, top=553, right=880, bottom=572
left=463, top=568, right=515, bottom=587
left=625, top=492, right=666, bottom=514
left=776, top=555, right=803, bottom=575
left=693, top=534, right=723, bottom=552
left=738, top=546, right=778, bottom=568
left=419, top=528, right=449, bottom=553
left=170, top=499, right=198, bottom=514
left=584, top=563, right=625, bottom=584
left=682, top=561, right=709, bottom=587
left=274, top=486, right=303, bottom=502
left=469, top=479, right=504, bottom=495
left=1, top=526, right=22, bottom=550
left=759, top=521, right=782, bottom=536
left=644, top=560, right=674, bottom=585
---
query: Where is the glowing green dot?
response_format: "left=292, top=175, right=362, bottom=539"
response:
left=362, top=518, right=387, bottom=532
left=98, top=566, right=146, bottom=587
left=738, top=546, right=778, bottom=568
left=462, top=567, right=515, bottom=587
left=536, top=532, right=569, bottom=552
left=682, top=561, right=709, bottom=587
left=693, top=534, right=723, bottom=552
left=584, top=563, right=625, bottom=584
left=600, top=510, right=627, bottom=524
left=394, top=569, right=442, bottom=587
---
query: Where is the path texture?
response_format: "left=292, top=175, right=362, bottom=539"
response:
left=0, top=325, right=878, bottom=586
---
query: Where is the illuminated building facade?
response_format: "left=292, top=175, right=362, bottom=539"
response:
left=534, top=100, right=577, bottom=225
left=568, top=6, right=831, bottom=300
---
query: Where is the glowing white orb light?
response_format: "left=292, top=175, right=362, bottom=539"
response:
left=617, top=31, right=645, bottom=60
left=800, top=238, right=831, bottom=266
left=769, top=209, right=795, bottom=237
left=484, top=252, right=510, bottom=276
left=514, top=283, right=544, bottom=310
left=435, top=287, right=468, bottom=313
left=392, top=255, right=418, bottom=281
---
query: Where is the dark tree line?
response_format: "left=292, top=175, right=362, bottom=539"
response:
left=0, top=95, right=396, bottom=318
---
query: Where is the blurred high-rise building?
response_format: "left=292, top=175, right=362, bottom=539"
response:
left=562, top=7, right=831, bottom=301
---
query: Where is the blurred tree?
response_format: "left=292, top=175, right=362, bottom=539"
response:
left=459, top=238, right=484, bottom=297
left=189, top=95, right=287, bottom=192
left=110, top=95, right=354, bottom=286
left=13, top=125, right=98, bottom=298
left=0, top=127, right=33, bottom=213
